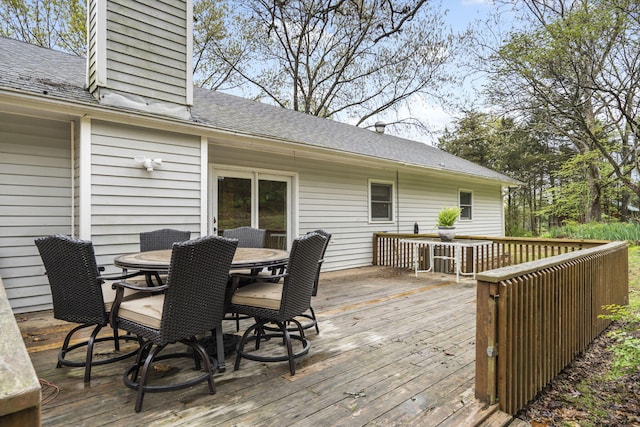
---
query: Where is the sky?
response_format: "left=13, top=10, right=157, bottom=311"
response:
left=395, top=0, right=496, bottom=146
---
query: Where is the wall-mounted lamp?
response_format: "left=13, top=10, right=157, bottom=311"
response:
left=374, top=121, right=387, bottom=134
left=134, top=155, right=162, bottom=172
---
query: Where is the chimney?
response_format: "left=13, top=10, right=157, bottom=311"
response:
left=374, top=121, right=386, bottom=134
left=86, top=0, right=193, bottom=120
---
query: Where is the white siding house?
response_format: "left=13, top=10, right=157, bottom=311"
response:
left=0, top=0, right=518, bottom=313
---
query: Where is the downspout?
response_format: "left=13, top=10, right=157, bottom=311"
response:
left=396, top=169, right=400, bottom=233
left=70, top=120, right=75, bottom=237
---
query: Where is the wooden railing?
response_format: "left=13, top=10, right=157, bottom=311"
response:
left=373, top=233, right=608, bottom=273
left=474, top=241, right=629, bottom=415
left=0, top=276, right=42, bottom=426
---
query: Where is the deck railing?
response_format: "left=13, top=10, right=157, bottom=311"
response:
left=474, top=241, right=629, bottom=415
left=373, top=233, right=629, bottom=415
left=0, top=276, right=42, bottom=426
left=373, top=233, right=608, bottom=273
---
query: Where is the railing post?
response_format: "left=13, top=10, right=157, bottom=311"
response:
left=475, top=279, right=499, bottom=405
left=372, top=233, right=379, bottom=266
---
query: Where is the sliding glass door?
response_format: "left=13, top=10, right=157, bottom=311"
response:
left=213, top=169, right=291, bottom=249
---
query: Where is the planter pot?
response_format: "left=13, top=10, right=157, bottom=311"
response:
left=437, top=226, right=456, bottom=242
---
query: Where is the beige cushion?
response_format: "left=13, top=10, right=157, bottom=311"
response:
left=117, top=294, right=165, bottom=330
left=231, top=281, right=283, bottom=310
left=102, top=281, right=150, bottom=312
left=229, top=268, right=254, bottom=276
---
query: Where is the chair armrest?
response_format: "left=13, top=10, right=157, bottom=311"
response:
left=111, top=280, right=168, bottom=293
left=99, top=270, right=144, bottom=281
left=109, top=280, right=168, bottom=328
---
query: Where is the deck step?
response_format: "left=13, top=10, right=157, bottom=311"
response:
left=477, top=409, right=530, bottom=427
left=506, top=417, right=531, bottom=427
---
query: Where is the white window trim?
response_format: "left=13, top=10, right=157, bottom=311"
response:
left=368, top=179, right=395, bottom=223
left=458, top=189, right=473, bottom=221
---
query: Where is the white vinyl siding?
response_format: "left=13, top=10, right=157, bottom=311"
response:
left=0, top=113, right=72, bottom=313
left=396, top=173, right=502, bottom=237
left=208, top=143, right=504, bottom=271
left=90, top=121, right=201, bottom=271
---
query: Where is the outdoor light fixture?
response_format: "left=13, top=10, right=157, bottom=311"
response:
left=134, top=155, right=162, bottom=172
left=374, top=121, right=386, bottom=134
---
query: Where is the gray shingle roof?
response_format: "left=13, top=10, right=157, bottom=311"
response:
left=0, top=36, right=518, bottom=185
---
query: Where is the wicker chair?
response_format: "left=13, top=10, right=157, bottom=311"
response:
left=261, top=229, right=331, bottom=335
left=222, top=226, right=266, bottom=248
left=34, top=234, right=145, bottom=383
left=139, top=228, right=191, bottom=251
left=299, top=229, right=331, bottom=333
left=138, top=229, right=191, bottom=285
left=222, top=226, right=267, bottom=329
left=110, top=235, right=237, bottom=412
left=230, top=232, right=327, bottom=375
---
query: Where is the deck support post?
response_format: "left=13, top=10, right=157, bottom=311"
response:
left=475, top=280, right=499, bottom=405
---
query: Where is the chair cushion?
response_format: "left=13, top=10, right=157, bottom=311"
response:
left=116, top=294, right=165, bottom=330
left=102, top=281, right=150, bottom=312
left=231, top=281, right=283, bottom=310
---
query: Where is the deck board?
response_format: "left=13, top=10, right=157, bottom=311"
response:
left=19, top=266, right=499, bottom=426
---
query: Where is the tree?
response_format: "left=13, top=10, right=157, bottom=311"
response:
left=485, top=0, right=640, bottom=222
left=438, top=110, right=572, bottom=235
left=195, top=0, right=460, bottom=132
left=0, top=0, right=86, bottom=56
left=193, top=0, right=242, bottom=91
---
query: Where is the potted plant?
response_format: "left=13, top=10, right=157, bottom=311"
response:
left=436, top=207, right=462, bottom=241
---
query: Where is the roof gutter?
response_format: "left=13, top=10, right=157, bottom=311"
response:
left=0, top=87, right=521, bottom=186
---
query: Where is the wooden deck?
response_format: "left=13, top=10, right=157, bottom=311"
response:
left=17, top=266, right=505, bottom=426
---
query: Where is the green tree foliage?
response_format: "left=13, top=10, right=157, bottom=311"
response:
left=438, top=110, right=569, bottom=235
left=0, top=0, right=86, bottom=56
left=194, top=0, right=460, bottom=131
left=192, top=0, right=240, bottom=90
left=486, top=0, right=640, bottom=222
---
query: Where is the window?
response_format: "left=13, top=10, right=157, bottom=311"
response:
left=370, top=181, right=394, bottom=222
left=459, top=190, right=472, bottom=220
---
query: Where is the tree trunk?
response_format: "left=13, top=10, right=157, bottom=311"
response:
left=585, top=162, right=601, bottom=222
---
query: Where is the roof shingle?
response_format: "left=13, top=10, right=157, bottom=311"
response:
left=0, top=36, right=518, bottom=184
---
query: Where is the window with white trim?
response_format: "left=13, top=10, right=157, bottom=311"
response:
left=369, top=180, right=394, bottom=222
left=459, top=190, right=472, bottom=220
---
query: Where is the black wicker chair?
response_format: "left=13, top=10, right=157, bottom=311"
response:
left=229, top=232, right=327, bottom=375
left=298, top=229, right=331, bottom=333
left=138, top=229, right=191, bottom=286
left=110, top=235, right=237, bottom=412
left=222, top=226, right=266, bottom=248
left=35, top=234, right=145, bottom=383
left=261, top=229, right=331, bottom=335
left=139, top=228, right=191, bottom=251
left=222, top=226, right=267, bottom=329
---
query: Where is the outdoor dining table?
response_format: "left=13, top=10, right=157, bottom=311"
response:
left=114, top=247, right=289, bottom=276
left=113, top=246, right=289, bottom=372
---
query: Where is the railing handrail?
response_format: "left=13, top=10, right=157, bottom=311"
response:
left=374, top=232, right=608, bottom=246
left=0, top=276, right=42, bottom=425
left=476, top=241, right=627, bottom=282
